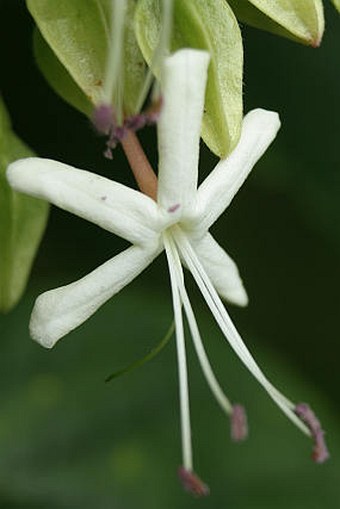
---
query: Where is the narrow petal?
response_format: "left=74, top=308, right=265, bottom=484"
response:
left=157, top=49, right=210, bottom=212
left=190, top=233, right=248, bottom=307
left=193, top=109, right=280, bottom=232
left=30, top=244, right=160, bottom=348
left=7, top=158, right=160, bottom=245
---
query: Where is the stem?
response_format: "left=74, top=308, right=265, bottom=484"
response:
left=121, top=131, right=158, bottom=200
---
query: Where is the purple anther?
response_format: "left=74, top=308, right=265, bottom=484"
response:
left=295, top=402, right=330, bottom=463
left=312, top=429, right=330, bottom=463
left=178, top=467, right=210, bottom=497
left=231, top=404, right=248, bottom=442
left=167, top=203, right=180, bottom=213
left=295, top=403, right=320, bottom=434
left=92, top=103, right=115, bottom=135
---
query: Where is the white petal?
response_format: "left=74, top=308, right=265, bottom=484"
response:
left=191, top=233, right=248, bottom=307
left=157, top=49, right=210, bottom=212
left=194, top=109, right=280, bottom=232
left=30, top=244, right=161, bottom=348
left=7, top=158, right=160, bottom=245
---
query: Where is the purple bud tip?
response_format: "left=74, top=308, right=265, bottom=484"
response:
left=295, top=402, right=330, bottom=463
left=92, top=103, right=115, bottom=135
left=178, top=467, right=210, bottom=497
left=231, top=404, right=248, bottom=442
left=167, top=203, right=180, bottom=213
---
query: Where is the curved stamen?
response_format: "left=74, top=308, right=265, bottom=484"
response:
left=174, top=227, right=310, bottom=436
left=167, top=235, right=235, bottom=419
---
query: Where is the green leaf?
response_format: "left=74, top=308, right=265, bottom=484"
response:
left=123, top=0, right=147, bottom=114
left=27, top=0, right=109, bottom=105
left=27, top=0, right=146, bottom=115
left=105, top=321, right=174, bottom=382
left=135, top=0, right=243, bottom=157
left=33, top=29, right=93, bottom=116
left=331, top=0, right=340, bottom=13
left=0, top=98, right=49, bottom=313
left=228, top=0, right=324, bottom=47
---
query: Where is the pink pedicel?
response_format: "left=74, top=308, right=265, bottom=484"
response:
left=295, top=402, right=330, bottom=463
left=178, top=467, right=210, bottom=497
left=231, top=404, right=248, bottom=442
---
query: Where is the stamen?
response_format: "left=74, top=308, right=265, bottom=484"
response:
left=164, top=234, right=193, bottom=472
left=178, top=467, right=210, bottom=497
left=173, top=227, right=311, bottom=437
left=231, top=404, right=248, bottom=442
left=167, top=237, right=234, bottom=418
left=295, top=403, right=330, bottom=463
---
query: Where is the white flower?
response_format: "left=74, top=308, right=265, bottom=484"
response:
left=7, top=49, right=327, bottom=492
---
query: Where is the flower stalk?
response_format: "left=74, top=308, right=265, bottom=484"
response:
left=121, top=131, right=158, bottom=199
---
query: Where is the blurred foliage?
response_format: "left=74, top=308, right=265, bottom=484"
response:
left=228, top=0, right=324, bottom=46
left=1, top=288, right=339, bottom=508
left=0, top=1, right=339, bottom=508
left=0, top=97, right=49, bottom=313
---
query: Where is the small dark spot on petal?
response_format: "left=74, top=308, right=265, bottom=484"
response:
left=168, top=203, right=180, bottom=213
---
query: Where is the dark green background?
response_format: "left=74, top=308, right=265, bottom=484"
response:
left=0, top=1, right=339, bottom=507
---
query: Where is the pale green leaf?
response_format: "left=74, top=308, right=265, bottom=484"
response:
left=331, top=0, right=340, bottom=13
left=123, top=0, right=147, bottom=114
left=228, top=0, right=324, bottom=46
left=33, top=29, right=93, bottom=116
left=27, top=0, right=146, bottom=115
left=135, top=0, right=243, bottom=157
left=27, top=0, right=109, bottom=104
left=0, top=98, right=49, bottom=313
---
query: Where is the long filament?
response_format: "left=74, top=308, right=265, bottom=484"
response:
left=167, top=235, right=233, bottom=417
left=174, top=228, right=310, bottom=436
left=164, top=233, right=193, bottom=470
